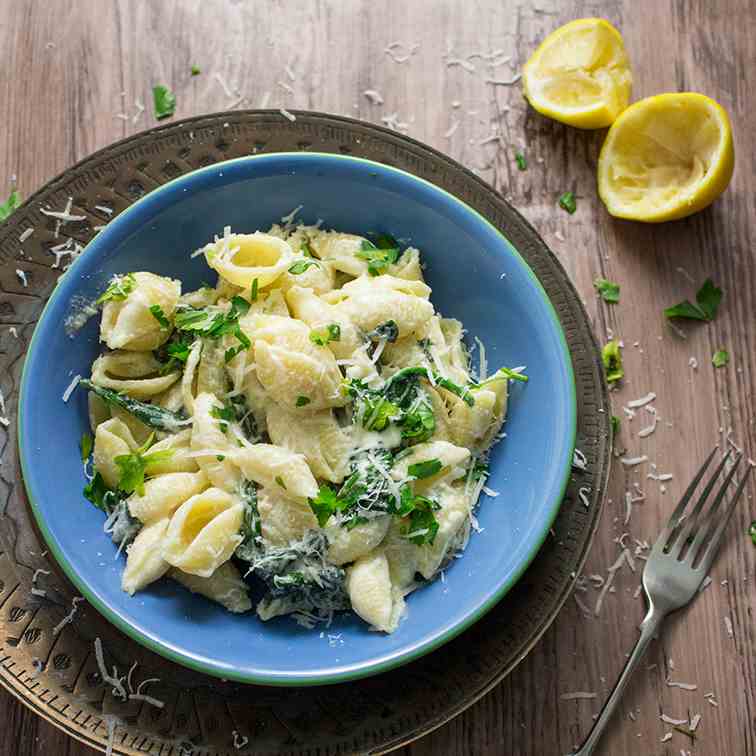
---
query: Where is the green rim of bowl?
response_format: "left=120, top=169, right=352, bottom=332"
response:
left=18, top=151, right=577, bottom=686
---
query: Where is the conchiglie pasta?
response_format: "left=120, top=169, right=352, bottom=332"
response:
left=90, top=352, right=180, bottom=400
left=100, top=272, right=180, bottom=351
left=346, top=549, right=405, bottom=633
left=162, top=487, right=244, bottom=578
left=325, top=516, right=391, bottom=566
left=265, top=405, right=351, bottom=483
left=122, top=518, right=171, bottom=595
left=169, top=562, right=252, bottom=613
left=446, top=379, right=507, bottom=450
left=233, top=443, right=318, bottom=503
left=203, top=231, right=294, bottom=288
left=257, top=487, right=319, bottom=545
left=191, top=392, right=243, bottom=492
left=127, top=469, right=208, bottom=524
left=391, top=440, right=471, bottom=490
left=93, top=417, right=137, bottom=489
left=143, top=429, right=200, bottom=475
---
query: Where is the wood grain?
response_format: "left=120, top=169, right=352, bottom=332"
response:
left=0, top=1, right=753, bottom=755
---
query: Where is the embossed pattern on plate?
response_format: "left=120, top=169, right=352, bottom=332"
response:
left=0, top=111, right=610, bottom=755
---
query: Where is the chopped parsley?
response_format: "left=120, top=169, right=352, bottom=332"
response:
left=149, top=304, right=171, bottom=329
left=355, top=239, right=400, bottom=276
left=250, top=278, right=258, bottom=302
left=288, top=259, right=320, bottom=275
left=366, top=320, right=399, bottom=343
left=479, top=366, right=528, bottom=384
left=83, top=472, right=123, bottom=513
left=300, top=238, right=315, bottom=257
left=153, top=85, right=176, bottom=120
left=712, top=349, right=729, bottom=368
left=275, top=475, right=287, bottom=489
left=0, top=189, right=21, bottom=222
left=155, top=333, right=193, bottom=375
left=114, top=434, right=174, bottom=496
left=558, top=191, right=577, bottom=214
left=664, top=278, right=722, bottom=321
left=96, top=273, right=136, bottom=305
left=602, top=340, right=623, bottom=383
left=594, top=277, right=620, bottom=304
left=749, top=521, right=756, bottom=546
left=407, top=458, right=442, bottom=479
left=309, top=323, right=341, bottom=346
left=216, top=454, right=225, bottom=461
left=309, top=485, right=346, bottom=527
left=514, top=151, right=527, bottom=171
left=296, top=395, right=311, bottom=407
left=398, top=486, right=440, bottom=545
left=174, top=296, right=251, bottom=363
left=80, top=432, right=93, bottom=462
left=190, top=65, right=201, bottom=76
left=210, top=403, right=236, bottom=427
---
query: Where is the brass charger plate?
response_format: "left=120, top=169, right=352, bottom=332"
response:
left=0, top=111, right=610, bottom=755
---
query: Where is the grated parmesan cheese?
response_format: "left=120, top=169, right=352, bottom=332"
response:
left=232, top=731, right=249, bottom=750
left=279, top=107, right=296, bottom=121
left=485, top=73, right=522, bottom=85
left=690, top=713, right=702, bottom=731
left=94, top=637, right=128, bottom=699
left=62, top=374, right=81, bottom=402
left=660, top=713, right=688, bottom=726
left=40, top=199, right=85, bottom=223
left=620, top=455, right=648, bottom=467
left=8, top=326, right=18, bottom=338
left=15, top=269, right=28, bottom=287
left=661, top=732, right=673, bottom=742
left=724, top=615, right=733, bottom=637
left=578, top=486, right=591, bottom=509
left=638, top=416, right=658, bottom=438
left=213, top=72, right=235, bottom=98
left=18, top=227, right=33, bottom=243
left=572, top=448, right=588, bottom=471
left=627, top=392, right=656, bottom=408
left=363, top=89, right=384, bottom=105
left=560, top=691, right=597, bottom=700
left=444, top=119, right=460, bottom=138
left=52, top=596, right=84, bottom=635
left=94, top=204, right=113, bottom=215
left=666, top=679, right=697, bottom=691
left=104, top=716, right=116, bottom=756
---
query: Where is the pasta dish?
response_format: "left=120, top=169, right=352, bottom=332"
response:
left=76, top=218, right=525, bottom=633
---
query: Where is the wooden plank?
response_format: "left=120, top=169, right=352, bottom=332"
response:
left=0, top=1, right=753, bottom=755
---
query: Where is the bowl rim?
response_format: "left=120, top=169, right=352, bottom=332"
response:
left=18, top=151, right=577, bottom=686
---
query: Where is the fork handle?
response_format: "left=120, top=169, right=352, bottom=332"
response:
left=571, top=606, right=665, bottom=756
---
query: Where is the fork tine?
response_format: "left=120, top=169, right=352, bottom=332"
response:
left=670, top=451, right=736, bottom=557
left=692, top=460, right=752, bottom=572
left=653, top=446, right=720, bottom=552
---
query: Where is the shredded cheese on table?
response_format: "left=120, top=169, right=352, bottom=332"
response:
left=18, top=227, right=33, bottom=242
left=560, top=691, right=597, bottom=700
left=279, top=107, right=296, bottom=122
left=15, top=269, right=28, bottom=287
left=627, top=392, right=656, bottom=408
left=62, top=374, right=82, bottom=402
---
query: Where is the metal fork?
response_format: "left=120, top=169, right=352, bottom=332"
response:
left=572, top=448, right=753, bottom=756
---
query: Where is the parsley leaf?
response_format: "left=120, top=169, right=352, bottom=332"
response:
left=0, top=189, right=21, bottom=222
left=558, top=191, right=576, bottom=214
left=664, top=278, right=722, bottom=321
left=594, top=277, right=620, bottom=304
left=602, top=340, right=624, bottom=383
left=407, top=458, right=442, bottom=479
left=210, top=404, right=236, bottom=424
left=288, top=259, right=320, bottom=275
left=366, top=320, right=399, bottom=343
left=396, top=485, right=440, bottom=545
left=372, top=233, right=400, bottom=250
left=250, top=278, right=258, bottom=302
left=153, top=85, right=176, bottom=120
left=611, top=415, right=620, bottom=436
left=114, top=434, right=174, bottom=496
left=275, top=475, right=287, bottom=490
left=309, top=485, right=343, bottom=527
left=514, top=151, right=527, bottom=171
left=309, top=323, right=341, bottom=346
left=712, top=349, right=729, bottom=368
left=355, top=239, right=401, bottom=276
left=80, top=432, right=93, bottom=462
left=83, top=472, right=124, bottom=513
left=296, top=395, right=311, bottom=407
left=96, top=273, right=136, bottom=305
left=149, top=304, right=171, bottom=329
left=749, top=521, right=756, bottom=546
left=300, top=238, right=315, bottom=257
left=175, top=297, right=251, bottom=363
left=190, top=65, right=201, bottom=76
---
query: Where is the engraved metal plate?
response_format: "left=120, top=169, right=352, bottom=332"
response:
left=0, top=111, right=610, bottom=755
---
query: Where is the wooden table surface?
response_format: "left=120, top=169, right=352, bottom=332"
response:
left=1, top=1, right=754, bottom=754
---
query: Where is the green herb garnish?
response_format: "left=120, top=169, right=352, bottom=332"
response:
left=366, top=320, right=399, bottom=343
left=602, top=340, right=623, bottom=384
left=275, top=475, right=287, bottom=490
left=250, top=278, right=258, bottom=302
left=114, top=434, right=174, bottom=496
left=308, top=485, right=344, bottom=527
left=749, top=521, right=756, bottom=546
left=611, top=415, right=620, bottom=436
left=712, top=349, right=729, bottom=368
left=149, top=304, right=171, bottom=329
left=397, top=486, right=440, bottom=545
left=96, top=273, right=136, bottom=305
left=190, top=65, right=201, bottom=76
left=664, top=278, right=722, bottom=321
left=300, top=238, right=315, bottom=257
left=515, top=151, right=527, bottom=171
left=153, top=85, right=176, bottom=120
left=355, top=239, right=401, bottom=276
left=0, top=189, right=21, bottom=222
left=80, top=432, right=93, bottom=462
left=296, top=395, right=311, bottom=407
left=309, top=323, right=341, bottom=346
left=288, top=259, right=320, bottom=275
left=216, top=454, right=225, bottom=461
left=558, top=191, right=576, bottom=214
left=594, top=278, right=620, bottom=304
left=407, top=459, right=442, bottom=479
left=175, top=296, right=251, bottom=363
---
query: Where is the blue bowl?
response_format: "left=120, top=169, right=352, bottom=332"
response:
left=19, top=153, right=576, bottom=685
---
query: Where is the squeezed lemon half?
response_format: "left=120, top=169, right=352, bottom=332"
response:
left=598, top=93, right=735, bottom=222
left=522, top=18, right=632, bottom=129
